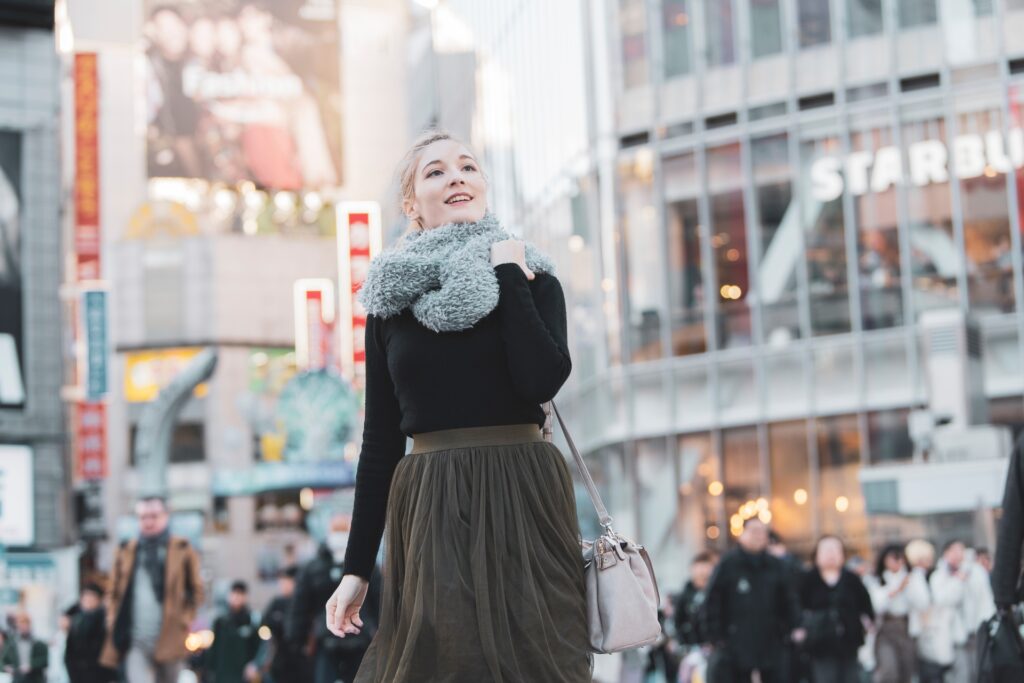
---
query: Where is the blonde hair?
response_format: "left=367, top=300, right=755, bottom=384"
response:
left=397, top=129, right=483, bottom=231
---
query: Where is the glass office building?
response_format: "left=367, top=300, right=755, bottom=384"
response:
left=484, top=0, right=1024, bottom=588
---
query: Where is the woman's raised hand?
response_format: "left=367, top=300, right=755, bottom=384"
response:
left=491, top=239, right=535, bottom=280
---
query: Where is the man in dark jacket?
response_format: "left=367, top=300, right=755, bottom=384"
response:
left=64, top=583, right=116, bottom=682
left=675, top=551, right=717, bottom=647
left=260, top=566, right=310, bottom=683
left=994, top=433, right=1024, bottom=609
left=206, top=581, right=260, bottom=683
left=1, top=612, right=48, bottom=683
left=703, top=518, right=804, bottom=683
left=287, top=523, right=381, bottom=683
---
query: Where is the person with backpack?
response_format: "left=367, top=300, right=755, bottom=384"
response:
left=798, top=536, right=874, bottom=683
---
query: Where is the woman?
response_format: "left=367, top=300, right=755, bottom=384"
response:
left=799, top=535, right=874, bottom=683
left=870, top=543, right=930, bottom=683
left=324, top=130, right=591, bottom=682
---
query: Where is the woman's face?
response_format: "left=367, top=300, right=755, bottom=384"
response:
left=406, top=139, right=487, bottom=230
left=884, top=552, right=905, bottom=574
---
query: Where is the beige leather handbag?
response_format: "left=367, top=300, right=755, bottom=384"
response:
left=550, top=402, right=663, bottom=654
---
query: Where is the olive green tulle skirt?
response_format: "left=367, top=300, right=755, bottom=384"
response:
left=354, top=424, right=593, bottom=683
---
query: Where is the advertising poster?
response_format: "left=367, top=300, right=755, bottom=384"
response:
left=143, top=0, right=342, bottom=190
left=0, top=131, right=23, bottom=408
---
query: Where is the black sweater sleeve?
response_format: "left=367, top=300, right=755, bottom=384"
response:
left=994, top=438, right=1024, bottom=606
left=343, top=315, right=407, bottom=581
left=493, top=263, right=572, bottom=403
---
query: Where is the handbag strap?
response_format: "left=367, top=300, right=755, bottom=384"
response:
left=550, top=401, right=614, bottom=531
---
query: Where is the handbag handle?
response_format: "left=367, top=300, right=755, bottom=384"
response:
left=550, top=401, right=615, bottom=532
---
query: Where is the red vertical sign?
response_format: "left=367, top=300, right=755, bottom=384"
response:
left=74, top=53, right=100, bottom=281
left=75, top=401, right=107, bottom=481
left=347, top=212, right=370, bottom=376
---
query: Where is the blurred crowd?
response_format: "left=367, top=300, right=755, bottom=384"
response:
left=637, top=518, right=997, bottom=683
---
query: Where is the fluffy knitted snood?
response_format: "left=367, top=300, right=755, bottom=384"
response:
left=358, top=212, right=555, bottom=332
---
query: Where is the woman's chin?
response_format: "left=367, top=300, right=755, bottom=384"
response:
left=440, top=206, right=485, bottom=225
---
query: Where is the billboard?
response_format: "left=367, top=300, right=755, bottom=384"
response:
left=0, top=131, right=23, bottom=409
left=143, top=0, right=342, bottom=190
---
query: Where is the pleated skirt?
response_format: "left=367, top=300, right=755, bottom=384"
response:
left=353, top=424, right=593, bottom=683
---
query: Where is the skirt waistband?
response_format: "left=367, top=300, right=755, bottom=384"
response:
left=410, top=424, right=543, bottom=454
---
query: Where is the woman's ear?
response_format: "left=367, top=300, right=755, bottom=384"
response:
left=402, top=197, right=419, bottom=225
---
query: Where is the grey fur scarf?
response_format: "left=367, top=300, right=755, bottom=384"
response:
left=358, top=212, right=555, bottom=332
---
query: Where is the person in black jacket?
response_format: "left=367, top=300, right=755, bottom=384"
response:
left=259, top=566, right=310, bottom=683
left=798, top=535, right=874, bottom=683
left=674, top=551, right=717, bottom=648
left=64, top=583, right=116, bottom=683
left=205, top=581, right=260, bottom=683
left=994, top=433, right=1024, bottom=610
left=288, top=522, right=381, bottom=683
left=703, top=518, right=804, bottom=683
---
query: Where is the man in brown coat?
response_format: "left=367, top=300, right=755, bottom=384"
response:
left=99, top=496, right=204, bottom=683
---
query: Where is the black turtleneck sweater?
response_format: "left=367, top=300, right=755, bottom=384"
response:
left=343, top=263, right=571, bottom=579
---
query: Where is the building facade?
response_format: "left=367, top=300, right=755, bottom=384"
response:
left=433, top=0, right=1024, bottom=590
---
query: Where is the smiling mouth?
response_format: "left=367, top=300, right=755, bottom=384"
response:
left=445, top=194, right=473, bottom=205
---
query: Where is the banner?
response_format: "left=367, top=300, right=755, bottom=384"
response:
left=74, top=52, right=101, bottom=280
left=124, top=348, right=209, bottom=402
left=294, top=279, right=337, bottom=370
left=81, top=289, right=108, bottom=399
left=142, top=1, right=342, bottom=190
left=337, top=202, right=382, bottom=384
left=0, top=131, right=23, bottom=408
left=74, top=402, right=107, bottom=481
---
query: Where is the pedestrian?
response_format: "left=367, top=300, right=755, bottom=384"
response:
left=206, top=581, right=260, bottom=683
left=869, top=544, right=929, bottom=683
left=260, top=566, right=309, bottom=683
left=799, top=535, right=874, bottom=683
left=703, top=518, right=804, bottom=683
left=0, top=612, right=48, bottom=683
left=675, top=552, right=717, bottom=648
left=290, top=515, right=381, bottom=683
left=323, top=130, right=591, bottom=681
left=926, top=540, right=995, bottom=682
left=675, top=552, right=716, bottom=683
left=64, top=583, right=116, bottom=683
left=994, top=434, right=1024, bottom=610
left=769, top=530, right=809, bottom=683
left=975, top=547, right=993, bottom=575
left=99, top=496, right=205, bottom=683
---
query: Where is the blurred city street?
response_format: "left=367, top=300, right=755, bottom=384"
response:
left=2, top=0, right=1024, bottom=682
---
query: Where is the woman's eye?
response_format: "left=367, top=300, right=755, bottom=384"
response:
left=463, top=165, right=477, bottom=172
left=427, top=169, right=442, bottom=178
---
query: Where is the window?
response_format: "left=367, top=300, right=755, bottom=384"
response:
left=959, top=106, right=1015, bottom=315
left=847, top=0, right=883, bottom=38
left=850, top=120, right=904, bottom=330
left=769, top=421, right=814, bottom=555
left=798, top=0, right=831, bottom=47
left=868, top=409, right=913, bottom=463
left=663, top=1, right=692, bottom=77
left=750, top=0, right=783, bottom=58
left=801, top=132, right=852, bottom=336
left=708, top=143, right=751, bottom=349
left=618, top=153, right=665, bottom=361
left=620, top=0, right=648, bottom=88
left=902, top=106, right=958, bottom=315
left=666, top=152, right=707, bottom=356
left=899, top=1, right=938, bottom=28
left=677, top=433, right=723, bottom=553
left=817, top=415, right=868, bottom=553
left=637, top=438, right=684, bottom=585
left=723, top=426, right=762, bottom=540
left=752, top=134, right=800, bottom=344
left=129, top=423, right=205, bottom=465
left=704, top=0, right=736, bottom=67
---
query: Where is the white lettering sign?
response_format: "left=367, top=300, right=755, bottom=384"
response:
left=811, top=128, right=1024, bottom=202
